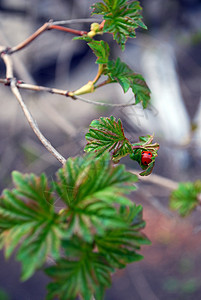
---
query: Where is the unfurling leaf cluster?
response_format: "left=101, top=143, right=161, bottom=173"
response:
left=170, top=180, right=201, bottom=217
left=91, top=0, right=147, bottom=50
left=0, top=153, right=149, bottom=300
left=86, top=39, right=151, bottom=108
left=85, top=116, right=159, bottom=175
left=72, top=0, right=151, bottom=109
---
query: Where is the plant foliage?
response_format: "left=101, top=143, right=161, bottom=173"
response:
left=0, top=154, right=149, bottom=299
left=85, top=116, right=133, bottom=162
left=170, top=180, right=201, bottom=217
left=46, top=238, right=113, bottom=300
left=54, top=153, right=137, bottom=242
left=0, top=172, right=62, bottom=280
left=0, top=1, right=161, bottom=299
left=91, top=0, right=147, bottom=50
left=88, top=40, right=110, bottom=64
left=87, top=40, right=151, bottom=108
left=105, top=57, right=150, bottom=108
left=130, top=135, right=160, bottom=176
left=73, top=0, right=151, bottom=109
left=85, top=116, right=159, bottom=175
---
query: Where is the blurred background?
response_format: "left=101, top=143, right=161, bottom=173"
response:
left=0, top=0, right=201, bottom=299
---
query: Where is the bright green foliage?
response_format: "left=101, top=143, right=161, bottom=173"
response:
left=105, top=57, right=151, bottom=108
left=85, top=117, right=159, bottom=175
left=170, top=180, right=201, bottom=217
left=95, top=204, right=151, bottom=269
left=46, top=237, right=113, bottom=300
left=54, top=153, right=137, bottom=242
left=88, top=41, right=150, bottom=107
left=88, top=40, right=110, bottom=64
left=0, top=172, right=62, bottom=280
left=91, top=0, right=147, bottom=50
left=130, top=134, right=160, bottom=176
left=46, top=203, right=149, bottom=300
left=0, top=154, right=149, bottom=300
left=73, top=1, right=151, bottom=109
left=85, top=116, right=133, bottom=162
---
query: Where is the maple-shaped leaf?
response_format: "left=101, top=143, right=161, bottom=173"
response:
left=88, top=40, right=110, bottom=64
left=170, top=180, right=201, bottom=217
left=46, top=239, right=113, bottom=300
left=91, top=0, right=147, bottom=50
left=95, top=203, right=150, bottom=269
left=105, top=58, right=151, bottom=108
left=0, top=172, right=62, bottom=280
left=54, top=153, right=137, bottom=242
left=84, top=116, right=133, bottom=162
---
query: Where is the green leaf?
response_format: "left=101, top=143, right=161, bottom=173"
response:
left=91, top=0, right=147, bottom=50
left=91, top=2, right=108, bottom=15
left=170, top=180, right=201, bottom=217
left=95, top=204, right=150, bottom=269
left=85, top=116, right=133, bottom=162
left=54, top=153, right=137, bottom=242
left=105, top=57, right=151, bottom=108
left=72, top=35, right=92, bottom=42
left=0, top=172, right=62, bottom=280
left=130, top=134, right=160, bottom=176
left=46, top=242, right=113, bottom=300
left=88, top=40, right=110, bottom=64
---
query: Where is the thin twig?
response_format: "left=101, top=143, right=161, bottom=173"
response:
left=9, top=22, right=50, bottom=54
left=17, top=81, right=68, bottom=96
left=0, top=52, right=13, bottom=78
left=0, top=78, right=137, bottom=107
left=129, top=169, right=179, bottom=190
left=48, top=24, right=87, bottom=36
left=73, top=94, right=136, bottom=107
left=4, top=20, right=88, bottom=55
left=0, top=18, right=100, bottom=56
left=10, top=79, right=66, bottom=165
left=52, top=18, right=99, bottom=25
left=1, top=50, right=66, bottom=165
left=139, top=189, right=175, bottom=217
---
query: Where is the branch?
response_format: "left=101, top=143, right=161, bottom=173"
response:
left=2, top=20, right=88, bottom=55
left=0, top=78, right=137, bottom=107
left=8, top=22, right=50, bottom=54
left=52, top=18, right=99, bottom=26
left=10, top=79, right=66, bottom=165
left=48, top=24, right=87, bottom=36
left=73, top=94, right=136, bottom=107
left=1, top=50, right=66, bottom=165
left=129, top=169, right=179, bottom=190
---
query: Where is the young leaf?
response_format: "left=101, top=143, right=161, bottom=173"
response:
left=170, top=180, right=201, bottom=217
left=105, top=57, right=151, bottom=108
left=95, top=203, right=150, bottom=269
left=88, top=40, right=110, bottom=64
left=46, top=241, right=113, bottom=300
left=91, top=0, right=147, bottom=50
left=72, top=35, right=92, bottom=42
left=85, top=116, right=133, bottom=162
left=130, top=134, right=159, bottom=176
left=54, top=153, right=138, bottom=242
left=0, top=172, right=62, bottom=280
